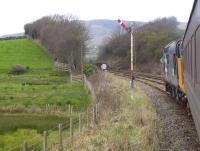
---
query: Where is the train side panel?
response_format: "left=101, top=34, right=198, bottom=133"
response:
left=182, top=0, right=200, bottom=139
left=177, top=58, right=186, bottom=93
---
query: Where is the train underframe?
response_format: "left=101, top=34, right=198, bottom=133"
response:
left=165, top=82, right=187, bottom=105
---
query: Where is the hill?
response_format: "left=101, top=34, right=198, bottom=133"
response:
left=0, top=39, right=52, bottom=73
left=0, top=38, right=90, bottom=150
left=84, top=19, right=145, bottom=60
left=0, top=32, right=24, bottom=39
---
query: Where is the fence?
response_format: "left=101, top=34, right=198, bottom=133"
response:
left=54, top=62, right=71, bottom=73
left=8, top=75, right=102, bottom=151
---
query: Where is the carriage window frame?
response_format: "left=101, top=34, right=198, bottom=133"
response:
left=192, top=35, right=196, bottom=84
left=195, top=25, right=200, bottom=85
left=190, top=38, right=193, bottom=80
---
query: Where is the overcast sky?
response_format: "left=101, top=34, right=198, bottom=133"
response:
left=0, top=0, right=194, bottom=36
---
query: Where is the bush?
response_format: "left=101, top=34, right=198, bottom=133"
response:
left=83, top=64, right=97, bottom=77
left=9, top=64, right=26, bottom=75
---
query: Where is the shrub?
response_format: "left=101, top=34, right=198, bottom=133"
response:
left=83, top=64, right=97, bottom=77
left=9, top=64, right=26, bottom=75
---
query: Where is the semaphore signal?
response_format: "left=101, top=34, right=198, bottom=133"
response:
left=117, top=19, right=129, bottom=31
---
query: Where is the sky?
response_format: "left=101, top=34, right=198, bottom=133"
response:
left=0, top=0, right=194, bottom=36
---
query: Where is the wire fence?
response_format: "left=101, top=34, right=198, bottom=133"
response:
left=8, top=103, right=102, bottom=151
left=8, top=75, right=102, bottom=151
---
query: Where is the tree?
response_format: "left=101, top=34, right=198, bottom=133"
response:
left=24, top=15, right=88, bottom=71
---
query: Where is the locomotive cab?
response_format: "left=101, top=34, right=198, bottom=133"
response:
left=162, top=40, right=186, bottom=101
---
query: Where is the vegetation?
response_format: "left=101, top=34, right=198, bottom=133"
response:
left=0, top=114, right=69, bottom=134
left=98, top=17, right=184, bottom=71
left=73, top=72, right=159, bottom=150
left=0, top=39, right=52, bottom=74
left=0, top=39, right=90, bottom=107
left=83, top=64, right=97, bottom=76
left=0, top=38, right=90, bottom=150
left=24, top=15, right=88, bottom=71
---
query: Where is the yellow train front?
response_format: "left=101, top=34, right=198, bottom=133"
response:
left=161, top=40, right=186, bottom=102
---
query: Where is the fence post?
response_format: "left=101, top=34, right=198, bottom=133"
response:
left=98, top=103, right=101, bottom=121
left=70, top=72, right=72, bottom=83
left=96, top=104, right=98, bottom=122
left=59, top=124, right=63, bottom=150
left=43, top=131, right=48, bottom=151
left=70, top=117, right=73, bottom=145
left=86, top=108, right=89, bottom=128
left=68, top=104, right=71, bottom=114
left=22, top=141, right=27, bottom=151
left=71, top=105, right=73, bottom=114
left=93, top=106, right=96, bottom=124
left=83, top=74, right=86, bottom=88
left=79, top=114, right=81, bottom=134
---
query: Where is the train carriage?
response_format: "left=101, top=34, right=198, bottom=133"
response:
left=182, top=0, right=200, bottom=139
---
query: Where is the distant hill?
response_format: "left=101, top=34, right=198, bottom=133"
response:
left=84, top=19, right=187, bottom=60
left=84, top=19, right=145, bottom=60
left=84, top=19, right=145, bottom=47
left=0, top=32, right=24, bottom=39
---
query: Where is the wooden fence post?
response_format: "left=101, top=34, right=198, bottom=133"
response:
left=93, top=106, right=96, bottom=124
left=22, top=141, right=27, bottom=151
left=70, top=117, right=73, bottom=144
left=59, top=124, right=63, bottom=150
left=68, top=104, right=71, bottom=114
left=69, top=72, right=72, bottom=83
left=98, top=103, right=101, bottom=121
left=71, top=105, right=73, bottom=114
left=86, top=108, right=89, bottom=128
left=79, top=114, right=81, bottom=134
left=83, top=74, right=86, bottom=88
left=43, top=131, right=48, bottom=151
left=95, top=104, right=98, bottom=122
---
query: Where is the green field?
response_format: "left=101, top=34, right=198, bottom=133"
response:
left=0, top=39, right=53, bottom=73
left=0, top=39, right=90, bottom=150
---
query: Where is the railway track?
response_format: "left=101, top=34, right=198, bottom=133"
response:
left=109, top=70, right=166, bottom=94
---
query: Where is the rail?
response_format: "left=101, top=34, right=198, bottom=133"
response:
left=109, top=70, right=166, bottom=94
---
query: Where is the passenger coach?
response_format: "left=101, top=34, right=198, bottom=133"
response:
left=182, top=0, right=200, bottom=138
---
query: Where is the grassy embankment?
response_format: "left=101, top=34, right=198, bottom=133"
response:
left=0, top=39, right=90, bottom=150
left=73, top=72, right=159, bottom=151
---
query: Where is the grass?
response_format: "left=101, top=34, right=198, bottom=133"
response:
left=0, top=38, right=53, bottom=74
left=0, top=113, right=70, bottom=134
left=72, top=72, right=159, bottom=151
left=0, top=38, right=90, bottom=150
left=0, top=38, right=90, bottom=107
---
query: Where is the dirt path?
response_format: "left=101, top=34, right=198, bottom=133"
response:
left=139, top=82, right=200, bottom=151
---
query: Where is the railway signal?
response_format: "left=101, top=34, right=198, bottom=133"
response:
left=117, top=19, right=135, bottom=88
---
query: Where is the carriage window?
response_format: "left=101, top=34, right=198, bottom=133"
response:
left=192, top=36, right=195, bottom=82
left=196, top=27, right=200, bottom=84
left=183, top=47, right=187, bottom=70
left=190, top=39, right=193, bottom=80
left=188, top=44, right=190, bottom=78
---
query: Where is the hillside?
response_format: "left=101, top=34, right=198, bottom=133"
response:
left=84, top=19, right=145, bottom=61
left=0, top=38, right=90, bottom=150
left=84, top=19, right=186, bottom=61
left=0, top=32, right=24, bottom=39
left=97, top=17, right=185, bottom=73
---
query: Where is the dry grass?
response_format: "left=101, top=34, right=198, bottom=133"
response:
left=70, top=71, right=159, bottom=151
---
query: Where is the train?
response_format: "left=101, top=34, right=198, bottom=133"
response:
left=161, top=0, right=200, bottom=138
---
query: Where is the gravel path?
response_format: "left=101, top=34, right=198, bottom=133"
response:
left=139, top=82, right=200, bottom=151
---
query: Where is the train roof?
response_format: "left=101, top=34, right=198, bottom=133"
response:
left=164, top=41, right=176, bottom=49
